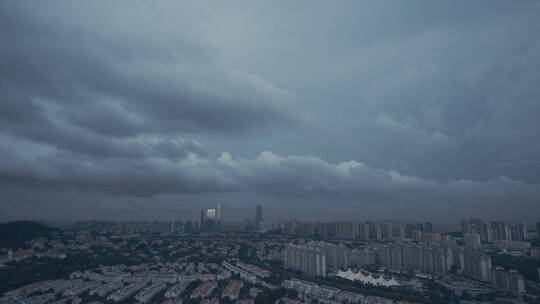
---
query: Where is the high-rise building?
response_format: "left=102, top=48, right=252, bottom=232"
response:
left=255, top=205, right=263, bottom=223
left=464, top=249, right=492, bottom=281
left=283, top=244, right=326, bottom=277
left=462, top=218, right=493, bottom=243
left=422, top=248, right=435, bottom=273
left=479, top=222, right=492, bottom=243
left=492, top=267, right=525, bottom=293
left=402, top=246, right=415, bottom=269
left=347, top=249, right=376, bottom=268
left=378, top=245, right=392, bottom=267
left=200, top=210, right=205, bottom=230
left=424, top=222, right=434, bottom=233
left=254, top=205, right=263, bottom=231
left=405, top=222, right=424, bottom=239
left=491, top=221, right=511, bottom=241
left=184, top=220, right=193, bottom=232
left=356, top=222, right=370, bottom=241
left=376, top=244, right=449, bottom=274
left=369, top=222, right=383, bottom=240
left=311, top=241, right=347, bottom=269
left=461, top=219, right=471, bottom=234
left=336, top=221, right=356, bottom=239
left=216, top=204, right=223, bottom=222
left=381, top=223, right=393, bottom=240
left=412, top=230, right=424, bottom=242
left=172, top=220, right=183, bottom=234
left=537, top=222, right=540, bottom=240
left=284, top=221, right=297, bottom=234
left=315, top=222, right=337, bottom=238
left=200, top=204, right=223, bottom=231
left=512, top=222, right=527, bottom=241
left=464, top=233, right=481, bottom=250
left=392, top=224, right=405, bottom=240
left=451, top=246, right=465, bottom=273
left=390, top=245, right=403, bottom=268
left=432, top=248, right=448, bottom=274
left=297, top=221, right=315, bottom=236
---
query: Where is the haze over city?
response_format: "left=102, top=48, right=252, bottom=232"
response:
left=1, top=1, right=540, bottom=222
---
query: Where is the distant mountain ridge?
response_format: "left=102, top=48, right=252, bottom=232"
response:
left=0, top=221, right=59, bottom=249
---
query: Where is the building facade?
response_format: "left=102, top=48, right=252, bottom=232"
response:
left=283, top=244, right=327, bottom=277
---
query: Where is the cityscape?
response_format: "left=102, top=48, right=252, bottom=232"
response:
left=2, top=1, right=540, bottom=304
left=1, top=204, right=540, bottom=304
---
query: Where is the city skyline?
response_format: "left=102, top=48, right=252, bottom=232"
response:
left=2, top=2, right=540, bottom=302
left=1, top=203, right=539, bottom=224
left=2, top=1, right=540, bottom=222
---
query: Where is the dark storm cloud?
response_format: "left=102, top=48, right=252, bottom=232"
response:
left=352, top=17, right=540, bottom=183
left=1, top=144, right=539, bottom=221
left=1, top=1, right=540, bottom=221
left=0, top=2, right=302, bottom=143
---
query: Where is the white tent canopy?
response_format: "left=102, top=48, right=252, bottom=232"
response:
left=336, top=269, right=400, bottom=287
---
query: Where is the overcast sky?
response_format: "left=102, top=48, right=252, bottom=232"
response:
left=1, top=1, right=540, bottom=222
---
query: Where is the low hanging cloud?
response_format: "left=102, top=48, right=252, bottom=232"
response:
left=1, top=132, right=539, bottom=218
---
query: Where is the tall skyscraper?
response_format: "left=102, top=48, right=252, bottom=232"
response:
left=216, top=204, right=223, bottom=222
left=537, top=222, right=540, bottom=239
left=200, top=204, right=223, bottom=231
left=461, top=219, right=471, bottom=234
left=200, top=210, right=206, bottom=230
left=424, top=222, right=434, bottom=233
left=255, top=205, right=263, bottom=222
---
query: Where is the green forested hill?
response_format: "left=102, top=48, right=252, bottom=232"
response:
left=0, top=221, right=59, bottom=248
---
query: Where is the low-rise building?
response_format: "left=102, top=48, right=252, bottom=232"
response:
left=134, top=283, right=167, bottom=303
left=190, top=281, right=218, bottom=299
left=222, top=280, right=243, bottom=300
left=164, top=283, right=188, bottom=299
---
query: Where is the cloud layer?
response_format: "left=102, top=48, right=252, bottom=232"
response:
left=1, top=1, right=540, bottom=221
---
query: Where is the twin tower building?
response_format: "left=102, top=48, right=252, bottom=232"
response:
left=200, top=204, right=263, bottom=231
left=200, top=204, right=223, bottom=231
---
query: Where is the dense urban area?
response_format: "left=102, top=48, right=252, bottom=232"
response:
left=1, top=205, right=540, bottom=304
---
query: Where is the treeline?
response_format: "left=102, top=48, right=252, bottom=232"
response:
left=0, top=221, right=59, bottom=248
